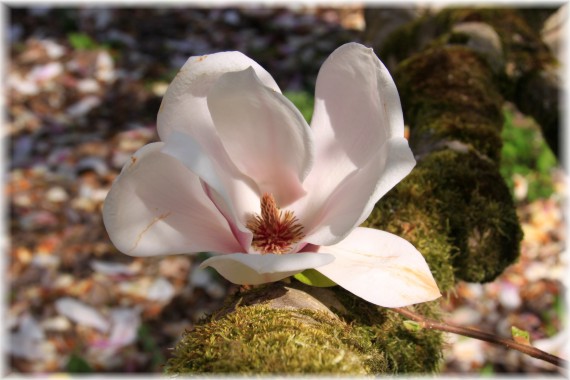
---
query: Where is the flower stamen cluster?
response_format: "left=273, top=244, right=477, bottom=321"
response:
left=246, top=193, right=305, bottom=254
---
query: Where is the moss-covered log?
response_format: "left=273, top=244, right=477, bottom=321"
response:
left=165, top=282, right=443, bottom=375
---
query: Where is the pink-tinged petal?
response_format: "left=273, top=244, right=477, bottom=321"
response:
left=207, top=67, right=313, bottom=206
left=106, top=307, right=142, bottom=348
left=157, top=51, right=280, bottom=145
left=200, top=252, right=335, bottom=285
left=157, top=52, right=282, bottom=240
left=301, top=137, right=415, bottom=246
left=294, top=42, right=413, bottom=245
left=103, top=142, right=242, bottom=256
left=311, top=43, right=404, bottom=160
left=314, top=227, right=441, bottom=307
left=161, top=131, right=257, bottom=249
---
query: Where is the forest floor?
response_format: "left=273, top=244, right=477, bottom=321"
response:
left=5, top=6, right=566, bottom=375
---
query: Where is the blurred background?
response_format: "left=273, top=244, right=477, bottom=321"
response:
left=4, top=4, right=566, bottom=375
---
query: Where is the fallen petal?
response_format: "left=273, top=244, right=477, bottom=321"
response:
left=147, top=277, right=176, bottom=303
left=91, top=260, right=138, bottom=276
left=9, top=314, right=46, bottom=361
left=55, top=297, right=110, bottom=333
left=107, top=307, right=142, bottom=348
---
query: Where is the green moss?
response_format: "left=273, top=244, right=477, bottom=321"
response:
left=425, top=150, right=521, bottom=282
left=380, top=42, right=523, bottom=283
left=165, top=302, right=385, bottom=374
left=165, top=282, right=445, bottom=375
left=324, top=285, right=444, bottom=374
left=363, top=170, right=457, bottom=292
left=395, top=45, right=504, bottom=162
left=367, top=149, right=522, bottom=284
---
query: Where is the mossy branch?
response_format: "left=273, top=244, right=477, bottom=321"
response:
left=165, top=282, right=443, bottom=375
left=366, top=44, right=523, bottom=286
left=393, top=307, right=568, bottom=368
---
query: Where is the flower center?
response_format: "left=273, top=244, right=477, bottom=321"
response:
left=246, top=193, right=305, bottom=254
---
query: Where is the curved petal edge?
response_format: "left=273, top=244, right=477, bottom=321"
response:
left=200, top=252, right=335, bottom=285
left=315, top=227, right=441, bottom=307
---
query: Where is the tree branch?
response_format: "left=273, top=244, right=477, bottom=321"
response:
left=392, top=307, right=568, bottom=368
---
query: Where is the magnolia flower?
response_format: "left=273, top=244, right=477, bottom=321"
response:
left=103, top=42, right=441, bottom=307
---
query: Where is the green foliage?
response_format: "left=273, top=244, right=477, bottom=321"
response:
left=500, top=106, right=557, bottom=201
left=284, top=91, right=314, bottom=123
left=65, top=353, right=92, bottom=373
left=68, top=32, right=100, bottom=50
left=480, top=363, right=495, bottom=376
left=511, top=326, right=531, bottom=345
left=138, top=324, right=165, bottom=370
left=402, top=320, right=422, bottom=332
left=294, top=269, right=337, bottom=287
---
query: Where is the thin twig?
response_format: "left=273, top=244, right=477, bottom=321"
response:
left=392, top=307, right=568, bottom=368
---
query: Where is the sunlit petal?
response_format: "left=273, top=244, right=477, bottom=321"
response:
left=157, top=51, right=280, bottom=144
left=315, top=227, right=441, bottom=307
left=296, top=42, right=412, bottom=245
left=301, top=137, right=415, bottom=246
left=207, top=67, right=313, bottom=206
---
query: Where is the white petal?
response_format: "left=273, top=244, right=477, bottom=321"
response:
left=21, top=313, right=45, bottom=340
left=157, top=51, right=280, bottom=145
left=311, top=43, right=404, bottom=156
left=207, top=67, right=313, bottom=206
left=297, top=42, right=412, bottom=245
left=314, top=228, right=441, bottom=307
left=157, top=52, right=282, bottom=239
left=302, top=137, right=415, bottom=246
left=200, top=252, right=335, bottom=285
left=103, top=142, right=242, bottom=256
left=55, top=297, right=110, bottom=333
left=161, top=131, right=257, bottom=249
